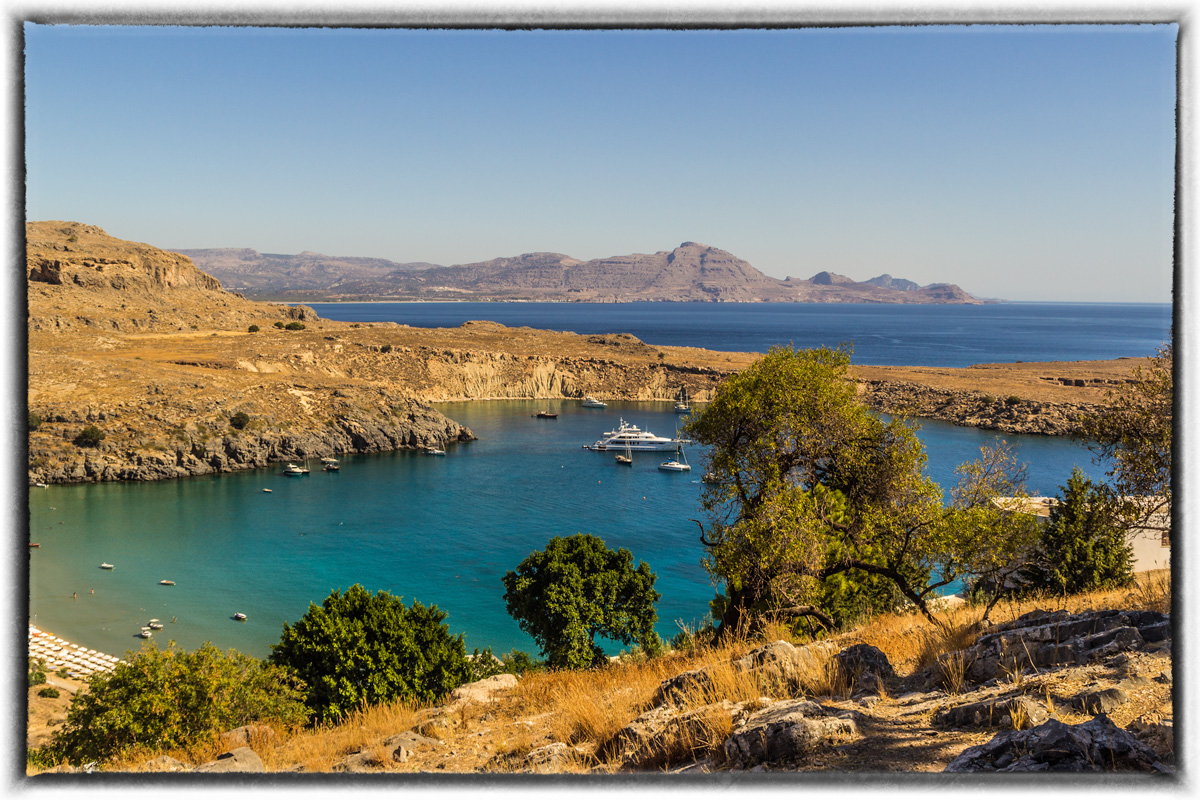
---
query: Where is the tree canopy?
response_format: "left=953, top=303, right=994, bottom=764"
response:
left=502, top=533, right=661, bottom=669
left=1082, top=341, right=1172, bottom=532
left=46, top=642, right=307, bottom=764
left=1018, top=467, right=1135, bottom=596
left=270, top=585, right=472, bottom=724
left=684, top=345, right=1039, bottom=636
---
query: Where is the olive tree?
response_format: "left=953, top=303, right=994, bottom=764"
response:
left=270, top=585, right=473, bottom=724
left=685, top=345, right=1038, bottom=636
left=503, top=533, right=660, bottom=669
left=1081, top=341, right=1172, bottom=533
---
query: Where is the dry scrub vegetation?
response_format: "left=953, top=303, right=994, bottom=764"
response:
left=38, top=569, right=1169, bottom=776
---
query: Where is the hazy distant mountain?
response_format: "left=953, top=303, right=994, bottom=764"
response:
left=177, top=242, right=983, bottom=304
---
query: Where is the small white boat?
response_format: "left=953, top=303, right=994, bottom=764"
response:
left=233, top=612, right=247, bottom=621
left=658, top=446, right=691, bottom=472
left=320, top=457, right=339, bottom=464
left=139, top=627, right=152, bottom=638
left=148, top=619, right=164, bottom=630
left=262, top=488, right=272, bottom=493
left=159, top=580, right=175, bottom=586
left=282, top=463, right=310, bottom=475
left=581, top=396, right=607, bottom=409
left=323, top=462, right=340, bottom=471
left=673, top=386, right=691, bottom=414
left=34, top=482, right=48, bottom=488
left=100, top=563, right=114, bottom=570
left=425, top=448, right=446, bottom=456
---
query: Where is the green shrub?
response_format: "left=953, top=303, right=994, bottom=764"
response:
left=273, top=321, right=285, bottom=329
left=1006, top=395, right=1022, bottom=405
left=502, top=533, right=660, bottom=669
left=229, top=411, right=250, bottom=430
left=380, top=344, right=393, bottom=353
left=248, top=324, right=260, bottom=333
left=46, top=642, right=307, bottom=764
left=1017, top=468, right=1135, bottom=596
left=270, top=585, right=473, bottom=725
left=28, top=411, right=42, bottom=431
left=980, top=395, right=996, bottom=405
left=37, top=686, right=60, bottom=699
left=56, top=667, right=69, bottom=679
left=73, top=426, right=105, bottom=448
left=28, top=659, right=46, bottom=686
left=284, top=321, right=305, bottom=331
left=499, top=649, right=545, bottom=676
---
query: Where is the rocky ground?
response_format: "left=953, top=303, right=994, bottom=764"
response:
left=39, top=605, right=1170, bottom=776
left=26, top=221, right=1154, bottom=485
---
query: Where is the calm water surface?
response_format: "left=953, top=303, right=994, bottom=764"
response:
left=28, top=401, right=1100, bottom=660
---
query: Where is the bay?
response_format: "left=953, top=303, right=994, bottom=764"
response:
left=308, top=301, right=1172, bottom=367
left=28, top=400, right=1099, bottom=662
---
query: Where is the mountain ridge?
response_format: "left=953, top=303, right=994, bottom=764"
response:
left=175, top=241, right=986, bottom=304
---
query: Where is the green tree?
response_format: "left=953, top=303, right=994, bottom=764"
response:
left=73, top=425, right=105, bottom=448
left=1018, top=468, right=1134, bottom=596
left=273, top=321, right=285, bottom=329
left=502, top=533, right=661, bottom=669
left=28, top=411, right=42, bottom=430
left=269, top=585, right=472, bottom=724
left=1081, top=341, right=1172, bottom=533
left=45, top=642, right=306, bottom=764
left=229, top=411, right=251, bottom=430
left=684, top=346, right=1038, bottom=636
left=248, top=324, right=260, bottom=333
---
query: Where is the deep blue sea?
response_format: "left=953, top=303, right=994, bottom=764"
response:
left=27, top=302, right=1171, bottom=661
left=308, top=301, right=1172, bottom=367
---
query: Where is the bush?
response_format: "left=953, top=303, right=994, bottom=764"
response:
left=37, top=686, right=60, bottom=699
left=284, top=321, right=305, bottom=331
left=270, top=585, right=473, bottom=724
left=1006, top=395, right=1022, bottom=405
left=380, top=344, right=393, bottom=353
left=28, top=659, right=46, bottom=686
left=502, top=533, right=661, bottom=669
left=28, top=411, right=42, bottom=430
left=1017, top=468, right=1135, bottom=596
left=248, top=324, right=260, bottom=333
left=499, top=649, right=545, bottom=676
left=273, top=321, right=285, bottom=329
left=73, top=425, right=105, bottom=448
left=45, top=642, right=307, bottom=764
left=229, top=411, right=250, bottom=430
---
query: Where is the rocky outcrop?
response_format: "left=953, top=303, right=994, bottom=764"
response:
left=194, top=747, right=265, bottom=773
left=28, top=399, right=472, bottom=485
left=722, top=699, right=859, bottom=768
left=956, top=609, right=1170, bottom=685
left=944, top=715, right=1171, bottom=773
left=857, top=378, right=1102, bottom=436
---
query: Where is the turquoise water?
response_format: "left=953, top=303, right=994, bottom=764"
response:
left=28, top=400, right=1099, bottom=661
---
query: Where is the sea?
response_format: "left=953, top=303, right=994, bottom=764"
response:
left=27, top=302, right=1172, bottom=661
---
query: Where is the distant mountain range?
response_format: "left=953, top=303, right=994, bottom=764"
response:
left=174, top=242, right=984, bottom=304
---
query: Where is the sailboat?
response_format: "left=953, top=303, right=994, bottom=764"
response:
left=658, top=445, right=691, bottom=472
left=673, top=386, right=691, bottom=414
left=615, top=438, right=633, bottom=466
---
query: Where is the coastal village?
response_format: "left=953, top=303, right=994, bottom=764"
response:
left=25, top=221, right=1173, bottom=777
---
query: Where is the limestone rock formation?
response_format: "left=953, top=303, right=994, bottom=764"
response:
left=944, top=715, right=1170, bottom=773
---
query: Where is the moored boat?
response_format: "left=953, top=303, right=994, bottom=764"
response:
left=283, top=463, right=310, bottom=475
left=148, top=619, right=164, bottom=630
left=586, top=418, right=690, bottom=452
left=673, top=386, right=691, bottom=414
left=100, top=562, right=114, bottom=570
left=533, top=411, right=558, bottom=419
left=425, top=447, right=446, bottom=456
left=233, top=612, right=247, bottom=621
left=323, top=462, right=340, bottom=471
left=581, top=396, right=607, bottom=408
left=658, top=446, right=691, bottom=472
left=139, top=627, right=152, bottom=638
left=159, top=580, right=175, bottom=586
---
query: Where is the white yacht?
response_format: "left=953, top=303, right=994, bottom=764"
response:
left=283, top=463, right=310, bottom=475
left=581, top=396, right=607, bottom=409
left=586, top=419, right=690, bottom=452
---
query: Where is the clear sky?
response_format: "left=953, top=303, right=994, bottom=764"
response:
left=24, top=23, right=1177, bottom=302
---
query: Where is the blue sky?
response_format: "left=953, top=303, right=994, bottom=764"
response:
left=24, top=24, right=1176, bottom=302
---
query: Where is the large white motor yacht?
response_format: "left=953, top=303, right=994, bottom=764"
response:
left=585, top=418, right=689, bottom=452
